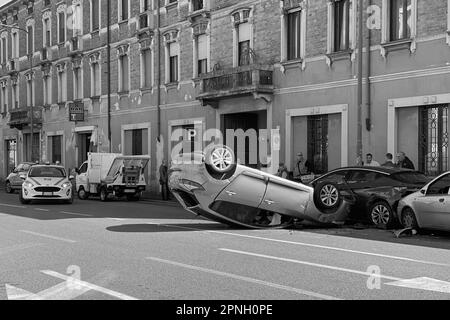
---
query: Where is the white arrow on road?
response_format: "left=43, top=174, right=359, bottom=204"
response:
left=386, top=277, right=450, bottom=294
left=5, top=270, right=138, bottom=300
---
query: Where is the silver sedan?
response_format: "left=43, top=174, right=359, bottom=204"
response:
left=397, top=171, right=450, bottom=231
left=168, top=145, right=352, bottom=229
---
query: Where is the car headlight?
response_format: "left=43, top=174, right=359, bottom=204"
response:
left=180, top=179, right=205, bottom=191
left=61, top=182, right=72, bottom=189
left=23, top=181, right=34, bottom=189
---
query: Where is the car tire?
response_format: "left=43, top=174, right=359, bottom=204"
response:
left=369, top=201, right=394, bottom=228
left=77, top=187, right=89, bottom=200
left=66, top=194, right=74, bottom=204
left=19, top=190, right=31, bottom=205
left=5, top=181, right=14, bottom=194
left=205, top=145, right=237, bottom=179
left=401, top=207, right=419, bottom=229
left=313, top=181, right=342, bottom=212
left=100, top=187, right=109, bottom=202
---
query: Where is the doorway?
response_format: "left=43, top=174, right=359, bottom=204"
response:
left=221, top=111, right=265, bottom=168
left=77, top=132, right=96, bottom=166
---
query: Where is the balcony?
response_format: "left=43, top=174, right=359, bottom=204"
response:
left=197, top=64, right=274, bottom=107
left=8, top=107, right=43, bottom=130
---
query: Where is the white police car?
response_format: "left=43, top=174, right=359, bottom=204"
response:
left=20, top=165, right=74, bottom=204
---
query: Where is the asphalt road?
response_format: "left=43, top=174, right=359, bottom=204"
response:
left=0, top=190, right=450, bottom=301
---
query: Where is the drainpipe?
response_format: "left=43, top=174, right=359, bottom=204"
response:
left=357, top=0, right=364, bottom=160
left=365, top=0, right=372, bottom=132
left=107, top=0, right=112, bottom=152
left=156, top=0, right=161, bottom=139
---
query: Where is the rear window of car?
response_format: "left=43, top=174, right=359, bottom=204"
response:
left=391, top=172, right=429, bottom=184
left=29, top=167, right=66, bottom=178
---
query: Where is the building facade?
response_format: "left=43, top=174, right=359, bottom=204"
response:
left=0, top=0, right=449, bottom=195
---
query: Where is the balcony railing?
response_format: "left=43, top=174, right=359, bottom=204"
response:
left=197, top=64, right=274, bottom=104
left=8, top=107, right=43, bottom=129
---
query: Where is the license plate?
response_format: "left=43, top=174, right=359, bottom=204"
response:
left=124, top=189, right=135, bottom=194
left=43, top=192, right=53, bottom=196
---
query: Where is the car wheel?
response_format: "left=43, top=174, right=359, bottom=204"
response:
left=66, top=194, right=74, bottom=204
left=19, top=190, right=30, bottom=205
left=314, top=181, right=342, bottom=211
left=100, top=188, right=108, bottom=202
left=205, top=145, right=236, bottom=175
left=401, top=207, right=419, bottom=229
left=369, top=201, right=394, bottom=228
left=5, top=181, right=14, bottom=194
left=77, top=187, right=89, bottom=200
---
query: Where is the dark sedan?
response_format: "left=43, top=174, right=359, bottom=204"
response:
left=309, top=167, right=430, bottom=228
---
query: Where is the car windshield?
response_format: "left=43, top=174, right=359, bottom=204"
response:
left=29, top=167, right=66, bottom=178
left=391, top=172, right=430, bottom=184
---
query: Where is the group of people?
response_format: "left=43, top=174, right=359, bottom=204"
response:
left=276, top=150, right=416, bottom=180
left=357, top=152, right=415, bottom=170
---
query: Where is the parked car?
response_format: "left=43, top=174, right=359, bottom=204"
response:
left=397, top=171, right=450, bottom=232
left=20, top=165, right=74, bottom=204
left=168, top=145, right=352, bottom=229
left=5, top=162, right=35, bottom=193
left=309, top=167, right=430, bottom=228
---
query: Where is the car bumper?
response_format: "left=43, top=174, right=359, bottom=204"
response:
left=22, top=187, right=72, bottom=200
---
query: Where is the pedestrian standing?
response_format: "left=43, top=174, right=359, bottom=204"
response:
left=364, top=153, right=380, bottom=167
left=381, top=153, right=396, bottom=168
left=396, top=152, right=415, bottom=170
left=293, top=153, right=312, bottom=180
left=159, top=159, right=170, bottom=201
left=276, top=163, right=289, bottom=179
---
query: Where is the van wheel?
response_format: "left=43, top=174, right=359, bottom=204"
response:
left=100, top=187, right=109, bottom=202
left=77, top=187, right=89, bottom=200
left=19, top=190, right=31, bottom=205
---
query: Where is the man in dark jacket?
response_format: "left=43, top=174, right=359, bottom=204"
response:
left=396, top=152, right=415, bottom=170
left=382, top=153, right=396, bottom=168
left=159, top=159, right=170, bottom=200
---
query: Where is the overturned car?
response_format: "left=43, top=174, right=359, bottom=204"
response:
left=168, top=145, right=352, bottom=229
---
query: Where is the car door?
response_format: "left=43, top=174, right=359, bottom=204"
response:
left=414, top=173, right=450, bottom=230
left=214, top=170, right=268, bottom=208
left=76, top=162, right=89, bottom=191
left=259, top=176, right=311, bottom=216
left=345, top=170, right=384, bottom=219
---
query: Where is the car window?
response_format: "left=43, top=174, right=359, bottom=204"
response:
left=347, top=170, right=383, bottom=183
left=29, top=167, right=66, bottom=178
left=426, top=174, right=450, bottom=195
left=391, top=172, right=429, bottom=184
left=315, top=171, right=347, bottom=184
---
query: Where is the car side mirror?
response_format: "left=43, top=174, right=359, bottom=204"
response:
left=420, top=189, right=426, bottom=195
left=69, top=175, right=75, bottom=180
left=19, top=173, right=26, bottom=180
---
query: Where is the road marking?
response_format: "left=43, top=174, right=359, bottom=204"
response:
left=60, top=211, right=93, bottom=217
left=0, top=243, right=42, bottom=255
left=152, top=223, right=450, bottom=267
left=386, top=277, right=450, bottom=294
left=147, top=257, right=341, bottom=300
left=0, top=203, right=26, bottom=209
left=219, top=248, right=401, bottom=281
left=6, top=270, right=139, bottom=300
left=20, top=230, right=77, bottom=243
left=35, top=208, right=50, bottom=212
left=109, top=218, right=127, bottom=221
left=42, top=270, right=139, bottom=300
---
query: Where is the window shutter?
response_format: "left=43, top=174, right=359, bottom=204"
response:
left=238, top=22, right=251, bottom=42
left=197, top=34, right=207, bottom=60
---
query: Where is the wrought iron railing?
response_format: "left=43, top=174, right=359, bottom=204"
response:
left=200, top=64, right=273, bottom=95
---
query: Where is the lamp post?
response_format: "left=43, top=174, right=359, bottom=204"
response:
left=0, top=24, right=34, bottom=162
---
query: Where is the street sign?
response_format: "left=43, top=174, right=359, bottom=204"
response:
left=69, top=102, right=84, bottom=122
